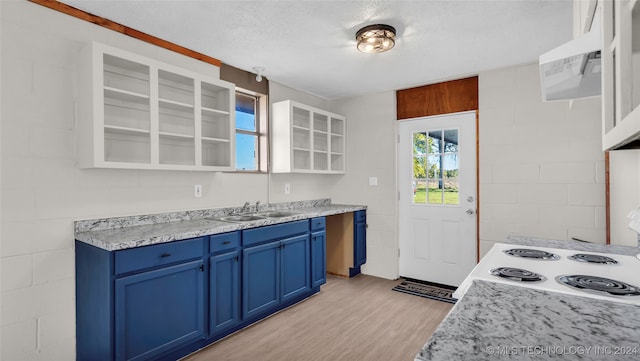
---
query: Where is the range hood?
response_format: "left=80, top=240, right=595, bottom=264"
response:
left=539, top=28, right=601, bottom=102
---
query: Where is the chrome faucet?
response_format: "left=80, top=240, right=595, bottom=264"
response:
left=255, top=201, right=261, bottom=213
left=238, top=201, right=251, bottom=214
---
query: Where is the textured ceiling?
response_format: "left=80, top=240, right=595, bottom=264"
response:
left=60, top=0, right=573, bottom=100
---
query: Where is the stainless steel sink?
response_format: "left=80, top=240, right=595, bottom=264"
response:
left=208, top=215, right=266, bottom=223
left=255, top=211, right=299, bottom=218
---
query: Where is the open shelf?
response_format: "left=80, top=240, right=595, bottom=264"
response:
left=104, top=130, right=151, bottom=164
left=80, top=42, right=235, bottom=171
left=202, top=141, right=231, bottom=167
left=272, top=100, right=346, bottom=173
left=202, top=82, right=230, bottom=113
left=159, top=135, right=195, bottom=166
left=104, top=125, right=150, bottom=136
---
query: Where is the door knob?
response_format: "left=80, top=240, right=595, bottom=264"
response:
left=467, top=196, right=474, bottom=202
left=466, top=209, right=475, bottom=215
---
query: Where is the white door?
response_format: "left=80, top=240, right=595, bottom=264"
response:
left=398, top=111, right=477, bottom=287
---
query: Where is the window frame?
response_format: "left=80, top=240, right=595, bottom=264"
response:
left=234, top=89, right=268, bottom=173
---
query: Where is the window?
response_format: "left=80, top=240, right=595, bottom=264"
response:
left=235, top=91, right=267, bottom=171
left=412, top=128, right=459, bottom=205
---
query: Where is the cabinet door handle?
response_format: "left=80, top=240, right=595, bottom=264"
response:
left=199, top=265, right=204, bottom=272
left=235, top=256, right=239, bottom=262
left=223, top=241, right=231, bottom=245
left=160, top=253, right=171, bottom=258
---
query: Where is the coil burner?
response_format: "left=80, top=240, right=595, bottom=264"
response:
left=490, top=267, right=546, bottom=282
left=503, top=248, right=560, bottom=261
left=556, top=275, right=640, bottom=297
left=567, top=253, right=618, bottom=265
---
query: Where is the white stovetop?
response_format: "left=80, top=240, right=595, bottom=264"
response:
left=454, top=243, right=640, bottom=305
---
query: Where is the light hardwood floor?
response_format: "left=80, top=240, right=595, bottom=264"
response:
left=183, top=275, right=452, bottom=361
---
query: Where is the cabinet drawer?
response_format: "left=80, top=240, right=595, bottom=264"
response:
left=355, top=210, right=366, bottom=223
left=210, top=232, right=240, bottom=253
left=115, top=237, right=204, bottom=275
left=243, top=220, right=308, bottom=247
left=310, top=217, right=326, bottom=231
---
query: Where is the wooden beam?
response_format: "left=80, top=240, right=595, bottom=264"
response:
left=396, top=76, right=478, bottom=120
left=28, top=0, right=222, bottom=68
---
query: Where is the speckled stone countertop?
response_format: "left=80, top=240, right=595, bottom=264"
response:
left=417, top=280, right=640, bottom=361
left=416, top=236, right=640, bottom=361
left=506, top=235, right=640, bottom=256
left=74, top=199, right=366, bottom=251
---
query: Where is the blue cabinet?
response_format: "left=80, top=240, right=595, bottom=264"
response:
left=76, top=237, right=206, bottom=361
left=281, top=234, right=311, bottom=302
left=242, top=220, right=311, bottom=320
left=114, top=260, right=205, bottom=361
left=350, top=210, right=367, bottom=277
left=310, top=217, right=327, bottom=288
left=242, top=240, right=281, bottom=319
left=209, top=232, right=241, bottom=336
left=76, top=218, right=325, bottom=361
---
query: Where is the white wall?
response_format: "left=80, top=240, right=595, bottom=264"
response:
left=478, top=63, right=606, bottom=256
left=331, top=92, right=399, bottom=280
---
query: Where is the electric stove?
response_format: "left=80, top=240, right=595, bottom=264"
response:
left=454, top=243, right=640, bottom=305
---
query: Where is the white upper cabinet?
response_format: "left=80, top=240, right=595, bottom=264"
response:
left=77, top=42, right=235, bottom=170
left=272, top=100, right=345, bottom=174
left=600, top=0, right=640, bottom=150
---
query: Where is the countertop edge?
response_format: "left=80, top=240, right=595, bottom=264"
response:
left=75, top=203, right=367, bottom=251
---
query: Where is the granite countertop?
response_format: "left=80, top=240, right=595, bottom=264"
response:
left=416, top=236, right=640, bottom=360
left=74, top=199, right=366, bottom=251
left=418, top=280, right=640, bottom=361
left=506, top=235, right=640, bottom=256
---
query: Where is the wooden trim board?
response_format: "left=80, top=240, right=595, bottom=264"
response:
left=396, top=77, right=479, bottom=120
left=326, top=213, right=354, bottom=278
left=28, top=0, right=222, bottom=67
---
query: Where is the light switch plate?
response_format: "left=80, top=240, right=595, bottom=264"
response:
left=194, top=184, right=202, bottom=198
left=284, top=183, right=291, bottom=194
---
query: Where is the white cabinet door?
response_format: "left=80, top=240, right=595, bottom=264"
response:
left=78, top=42, right=235, bottom=171
left=601, top=0, right=640, bottom=150
left=272, top=100, right=345, bottom=174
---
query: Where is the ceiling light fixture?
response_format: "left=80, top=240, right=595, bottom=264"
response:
left=253, top=67, right=265, bottom=82
left=356, top=24, right=396, bottom=53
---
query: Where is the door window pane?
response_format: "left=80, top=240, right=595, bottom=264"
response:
left=444, top=180, right=459, bottom=205
left=428, top=131, right=442, bottom=154
left=413, top=132, right=427, bottom=155
left=427, top=155, right=441, bottom=179
left=443, top=129, right=459, bottom=152
left=412, top=128, right=460, bottom=206
left=413, top=155, right=426, bottom=179
left=427, top=180, right=442, bottom=204
left=413, top=180, right=427, bottom=204
left=442, top=154, right=458, bottom=179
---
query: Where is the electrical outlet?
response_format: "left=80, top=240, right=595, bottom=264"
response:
left=194, top=184, right=202, bottom=198
left=284, top=183, right=291, bottom=194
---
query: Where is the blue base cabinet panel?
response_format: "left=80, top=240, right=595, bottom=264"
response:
left=310, top=217, right=327, bottom=287
left=115, top=260, right=205, bottom=361
left=209, top=250, right=240, bottom=336
left=281, top=234, right=311, bottom=302
left=208, top=232, right=241, bottom=337
left=242, top=241, right=281, bottom=319
left=242, top=220, right=314, bottom=320
left=350, top=210, right=367, bottom=277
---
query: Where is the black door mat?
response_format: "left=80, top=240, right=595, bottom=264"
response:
left=392, top=278, right=458, bottom=304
